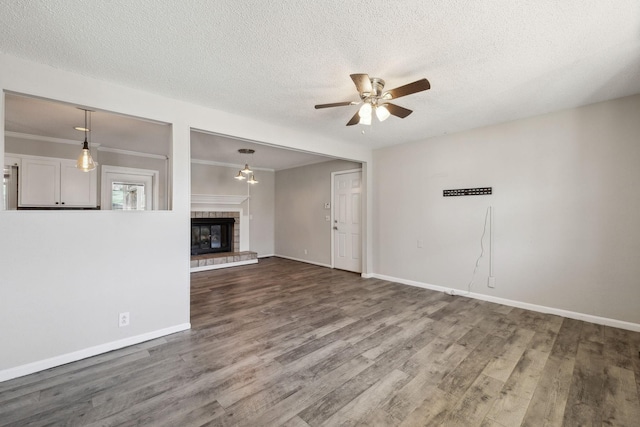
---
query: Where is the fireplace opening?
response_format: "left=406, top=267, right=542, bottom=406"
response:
left=191, top=217, right=235, bottom=255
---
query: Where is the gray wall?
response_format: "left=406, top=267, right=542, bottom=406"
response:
left=373, top=94, right=640, bottom=325
left=6, top=135, right=83, bottom=160
left=191, top=162, right=275, bottom=257
left=275, top=159, right=361, bottom=266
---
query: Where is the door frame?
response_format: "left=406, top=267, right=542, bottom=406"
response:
left=330, top=168, right=363, bottom=271
left=101, top=165, right=159, bottom=210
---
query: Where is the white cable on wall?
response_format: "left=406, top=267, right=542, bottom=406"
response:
left=489, top=205, right=493, bottom=278
left=453, top=206, right=491, bottom=296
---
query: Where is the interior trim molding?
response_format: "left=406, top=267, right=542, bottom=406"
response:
left=258, top=253, right=275, bottom=258
left=6, top=131, right=167, bottom=160
left=0, top=323, right=191, bottom=383
left=372, top=273, right=640, bottom=333
left=5, top=131, right=102, bottom=148
left=191, top=194, right=248, bottom=205
left=191, top=158, right=274, bottom=172
left=98, top=146, right=168, bottom=160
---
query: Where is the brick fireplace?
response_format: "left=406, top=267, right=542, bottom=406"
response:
left=190, top=210, right=257, bottom=271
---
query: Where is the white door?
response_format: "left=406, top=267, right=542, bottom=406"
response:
left=101, top=166, right=158, bottom=210
left=333, top=170, right=362, bottom=273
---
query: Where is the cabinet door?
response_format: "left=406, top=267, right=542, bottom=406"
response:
left=19, top=158, right=60, bottom=206
left=60, top=161, right=97, bottom=207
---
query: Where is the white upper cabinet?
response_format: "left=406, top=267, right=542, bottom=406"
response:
left=19, top=156, right=97, bottom=207
left=60, top=161, right=97, bottom=207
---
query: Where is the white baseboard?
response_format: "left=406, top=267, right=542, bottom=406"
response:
left=372, top=273, right=640, bottom=333
left=361, top=273, right=375, bottom=279
left=258, top=253, right=275, bottom=259
left=190, top=259, right=258, bottom=272
left=274, top=254, right=332, bottom=269
left=0, top=323, right=191, bottom=383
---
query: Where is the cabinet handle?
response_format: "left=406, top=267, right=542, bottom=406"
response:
left=55, top=202, right=59, bottom=205
left=61, top=202, right=65, bottom=205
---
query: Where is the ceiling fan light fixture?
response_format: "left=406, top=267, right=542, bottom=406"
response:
left=358, top=103, right=372, bottom=125
left=376, top=104, right=391, bottom=122
left=315, top=74, right=430, bottom=127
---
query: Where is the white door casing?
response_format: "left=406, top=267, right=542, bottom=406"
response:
left=332, top=170, right=362, bottom=273
left=101, top=165, right=159, bottom=210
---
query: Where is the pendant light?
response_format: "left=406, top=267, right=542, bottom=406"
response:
left=235, top=148, right=258, bottom=184
left=240, top=163, right=252, bottom=175
left=76, top=109, right=96, bottom=172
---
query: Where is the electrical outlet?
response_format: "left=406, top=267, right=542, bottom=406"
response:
left=324, top=203, right=330, bottom=209
left=119, top=312, right=130, bottom=327
left=303, top=249, right=308, bottom=255
left=488, top=277, right=496, bottom=288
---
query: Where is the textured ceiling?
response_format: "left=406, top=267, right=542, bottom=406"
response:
left=1, top=0, right=639, bottom=152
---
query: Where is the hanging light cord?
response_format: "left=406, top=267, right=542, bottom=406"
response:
left=84, top=110, right=88, bottom=144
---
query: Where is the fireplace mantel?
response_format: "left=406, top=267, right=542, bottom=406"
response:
left=191, top=194, right=248, bottom=205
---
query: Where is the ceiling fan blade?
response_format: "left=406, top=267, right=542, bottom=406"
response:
left=350, top=74, right=372, bottom=94
left=384, top=78, right=430, bottom=99
left=315, top=101, right=356, bottom=109
left=346, top=110, right=361, bottom=126
left=385, top=103, right=413, bottom=118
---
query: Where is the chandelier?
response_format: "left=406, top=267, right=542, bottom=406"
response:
left=234, top=148, right=258, bottom=184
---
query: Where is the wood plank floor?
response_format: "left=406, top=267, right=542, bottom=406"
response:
left=1, top=257, right=639, bottom=426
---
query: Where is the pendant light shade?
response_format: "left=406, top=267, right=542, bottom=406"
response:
left=235, top=170, right=246, bottom=180
left=247, top=174, right=258, bottom=184
left=241, top=163, right=252, bottom=175
left=76, top=109, right=96, bottom=172
left=77, top=140, right=96, bottom=171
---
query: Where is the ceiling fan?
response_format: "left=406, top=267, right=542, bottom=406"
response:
left=315, top=74, right=430, bottom=126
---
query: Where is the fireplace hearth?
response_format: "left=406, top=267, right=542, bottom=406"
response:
left=191, top=217, right=235, bottom=255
